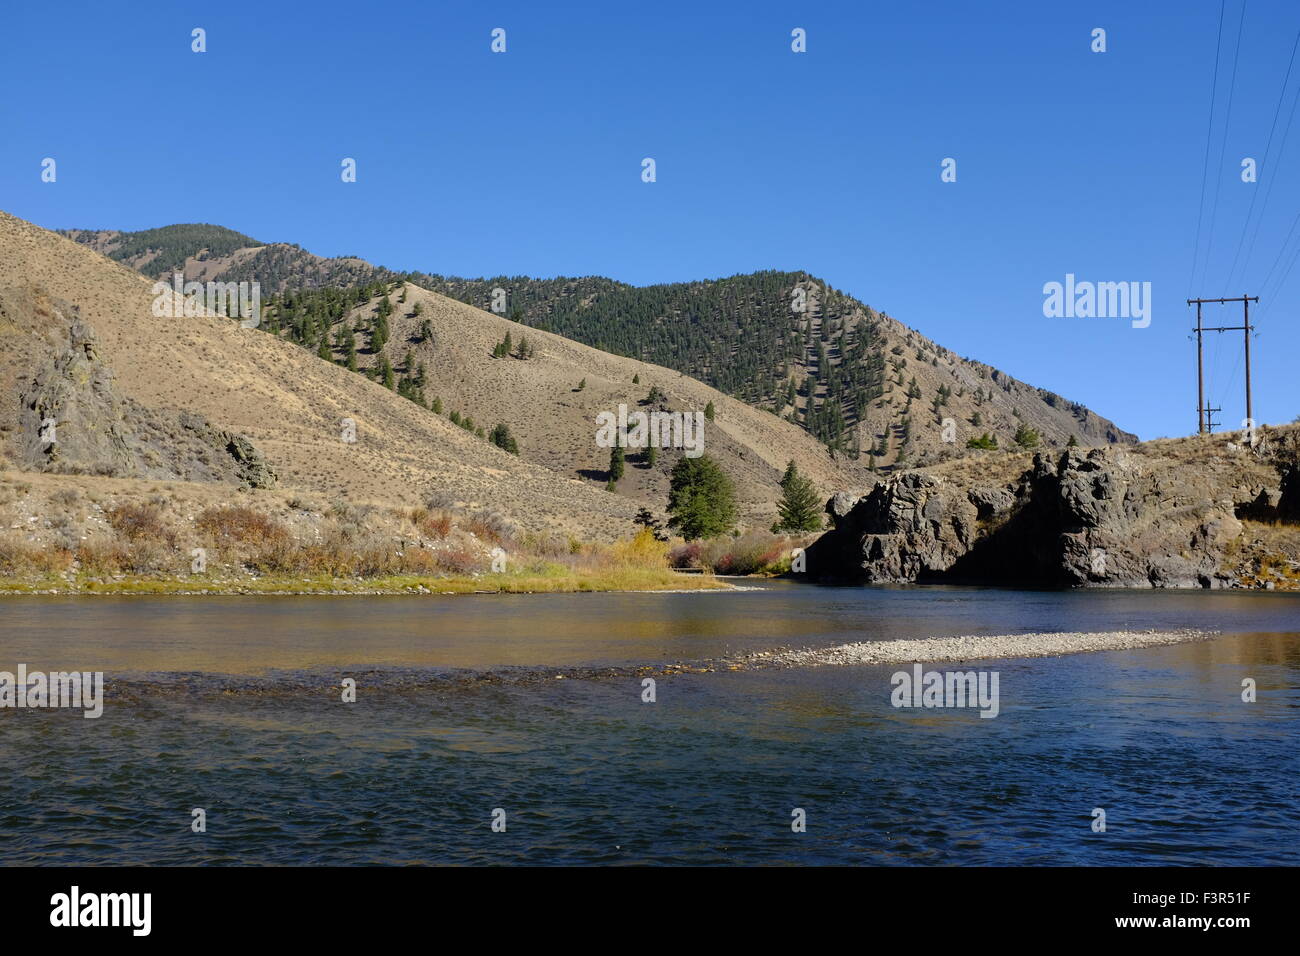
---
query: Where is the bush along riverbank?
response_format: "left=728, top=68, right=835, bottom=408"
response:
left=0, top=472, right=725, bottom=595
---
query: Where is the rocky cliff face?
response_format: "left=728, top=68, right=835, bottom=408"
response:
left=807, top=432, right=1300, bottom=590
left=9, top=289, right=276, bottom=488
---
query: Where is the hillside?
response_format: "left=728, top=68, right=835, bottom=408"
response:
left=61, top=225, right=1138, bottom=465
left=60, top=224, right=392, bottom=293
left=4, top=211, right=864, bottom=541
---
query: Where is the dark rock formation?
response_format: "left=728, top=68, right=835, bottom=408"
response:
left=806, top=445, right=1289, bottom=589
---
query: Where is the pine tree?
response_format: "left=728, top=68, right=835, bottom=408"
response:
left=609, top=440, right=625, bottom=482
left=633, top=507, right=668, bottom=541
left=704, top=401, right=715, bottom=421
left=667, top=455, right=737, bottom=540
left=772, top=461, right=822, bottom=532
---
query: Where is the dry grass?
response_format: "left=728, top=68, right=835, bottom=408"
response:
left=0, top=469, right=719, bottom=593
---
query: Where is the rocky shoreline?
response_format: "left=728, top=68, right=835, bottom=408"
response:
left=806, top=429, right=1300, bottom=590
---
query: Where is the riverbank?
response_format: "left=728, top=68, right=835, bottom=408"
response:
left=0, top=566, right=728, bottom=595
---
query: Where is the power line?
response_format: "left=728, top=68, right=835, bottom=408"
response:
left=1256, top=208, right=1300, bottom=302
left=1238, top=46, right=1300, bottom=293
left=1190, top=0, right=1228, bottom=299
left=1204, top=0, right=1248, bottom=292
left=1223, top=25, right=1300, bottom=294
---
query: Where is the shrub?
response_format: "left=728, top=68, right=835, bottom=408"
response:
left=74, top=541, right=131, bottom=577
left=107, top=502, right=172, bottom=544
left=607, top=527, right=669, bottom=569
left=411, top=508, right=452, bottom=539
left=0, top=535, right=73, bottom=575
left=196, top=506, right=290, bottom=546
left=464, top=511, right=515, bottom=545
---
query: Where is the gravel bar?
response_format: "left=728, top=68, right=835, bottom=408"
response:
left=745, top=628, right=1219, bottom=669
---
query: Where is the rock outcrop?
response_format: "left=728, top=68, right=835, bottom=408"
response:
left=12, top=292, right=275, bottom=488
left=807, top=435, right=1300, bottom=589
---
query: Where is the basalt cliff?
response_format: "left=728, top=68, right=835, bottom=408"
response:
left=806, top=426, right=1300, bottom=590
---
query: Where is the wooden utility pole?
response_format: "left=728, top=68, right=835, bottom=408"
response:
left=1186, top=295, right=1257, bottom=435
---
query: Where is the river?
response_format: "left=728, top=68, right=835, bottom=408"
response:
left=1, top=581, right=1297, bottom=865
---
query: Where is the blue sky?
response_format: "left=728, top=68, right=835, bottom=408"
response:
left=3, top=0, right=1298, bottom=439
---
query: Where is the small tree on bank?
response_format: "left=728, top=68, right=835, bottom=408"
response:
left=667, top=455, right=737, bottom=540
left=772, top=460, right=822, bottom=532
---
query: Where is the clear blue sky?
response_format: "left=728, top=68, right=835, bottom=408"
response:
left=4, top=0, right=1298, bottom=439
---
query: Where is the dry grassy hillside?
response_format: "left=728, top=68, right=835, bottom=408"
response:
left=344, top=282, right=869, bottom=523
left=2, top=210, right=864, bottom=539
left=2, top=212, right=634, bottom=538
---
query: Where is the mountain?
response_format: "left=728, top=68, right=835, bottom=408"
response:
left=60, top=225, right=391, bottom=293
left=59, top=225, right=1138, bottom=466
left=8, top=211, right=864, bottom=539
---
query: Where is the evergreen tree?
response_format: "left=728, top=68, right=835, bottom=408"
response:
left=667, top=455, right=737, bottom=540
left=633, top=507, right=668, bottom=542
left=772, top=461, right=822, bottom=532
left=704, top=401, right=715, bottom=421
left=609, top=439, right=625, bottom=482
left=489, top=423, right=519, bottom=454
left=1013, top=423, right=1040, bottom=448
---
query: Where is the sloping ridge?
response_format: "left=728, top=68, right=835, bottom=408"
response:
left=4, top=211, right=866, bottom=537
left=56, top=227, right=1138, bottom=461
left=1, top=211, right=645, bottom=538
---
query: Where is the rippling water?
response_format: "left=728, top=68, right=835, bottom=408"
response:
left=1, top=583, right=1297, bottom=865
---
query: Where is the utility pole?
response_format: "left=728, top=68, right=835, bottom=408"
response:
left=1186, top=295, right=1257, bottom=435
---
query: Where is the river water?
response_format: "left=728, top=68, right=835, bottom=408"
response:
left=1, top=582, right=1297, bottom=865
